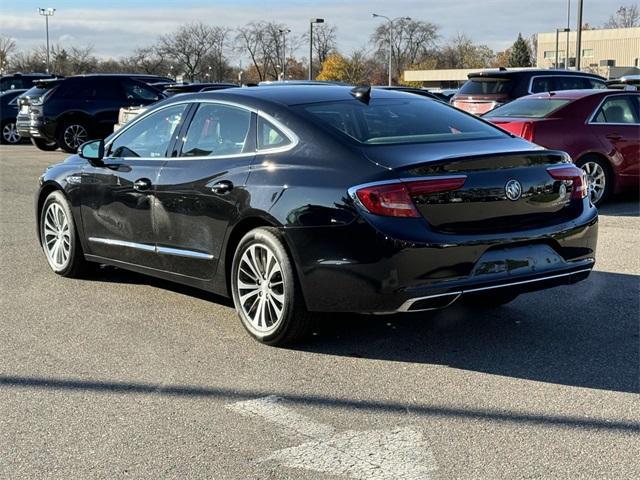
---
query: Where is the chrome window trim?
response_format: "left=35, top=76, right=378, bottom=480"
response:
left=586, top=92, right=640, bottom=126
left=527, top=75, right=606, bottom=95
left=88, top=237, right=214, bottom=260
left=105, top=99, right=298, bottom=162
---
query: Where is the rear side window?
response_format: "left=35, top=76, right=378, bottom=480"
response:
left=300, top=99, right=506, bottom=145
left=459, top=78, right=512, bottom=95
left=257, top=116, right=291, bottom=150
left=531, top=77, right=555, bottom=93
left=555, top=76, right=591, bottom=90
left=181, top=103, right=252, bottom=157
left=56, top=78, right=121, bottom=100
left=485, top=98, right=571, bottom=118
left=592, top=95, right=639, bottom=124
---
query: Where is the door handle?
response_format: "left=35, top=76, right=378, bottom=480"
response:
left=606, top=133, right=622, bottom=140
left=209, top=180, right=233, bottom=194
left=133, top=178, right=152, bottom=191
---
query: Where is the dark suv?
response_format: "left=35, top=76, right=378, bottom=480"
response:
left=451, top=69, right=606, bottom=115
left=0, top=73, right=55, bottom=93
left=16, top=74, right=167, bottom=152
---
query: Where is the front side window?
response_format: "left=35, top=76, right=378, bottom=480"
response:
left=109, top=104, right=187, bottom=158
left=121, top=78, right=160, bottom=102
left=592, top=95, right=639, bottom=124
left=300, top=99, right=507, bottom=145
left=181, top=103, right=251, bottom=157
left=257, top=116, right=291, bottom=150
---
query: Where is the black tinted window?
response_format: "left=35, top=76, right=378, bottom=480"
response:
left=459, top=78, right=512, bottom=95
left=109, top=104, right=186, bottom=158
left=555, top=76, right=591, bottom=90
left=531, top=77, right=555, bottom=93
left=300, top=99, right=506, bottom=145
left=121, top=79, right=160, bottom=101
left=181, top=104, right=251, bottom=157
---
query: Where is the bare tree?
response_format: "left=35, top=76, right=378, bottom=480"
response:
left=121, top=46, right=171, bottom=76
left=0, top=35, right=16, bottom=73
left=235, top=21, right=291, bottom=81
left=371, top=19, right=439, bottom=81
left=439, top=34, right=495, bottom=69
left=605, top=4, right=640, bottom=28
left=159, top=22, right=229, bottom=81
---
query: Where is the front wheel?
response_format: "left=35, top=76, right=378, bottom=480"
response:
left=31, top=137, right=58, bottom=151
left=40, top=191, right=90, bottom=277
left=231, top=227, right=313, bottom=346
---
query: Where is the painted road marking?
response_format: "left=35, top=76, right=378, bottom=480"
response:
left=227, top=396, right=437, bottom=480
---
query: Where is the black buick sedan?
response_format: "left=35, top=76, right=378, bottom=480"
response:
left=36, top=86, right=598, bottom=345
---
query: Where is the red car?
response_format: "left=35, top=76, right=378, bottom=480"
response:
left=484, top=90, right=639, bottom=205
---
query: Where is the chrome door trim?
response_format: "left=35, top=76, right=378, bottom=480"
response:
left=88, top=237, right=214, bottom=260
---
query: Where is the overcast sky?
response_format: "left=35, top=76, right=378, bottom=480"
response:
left=1, top=0, right=621, bottom=62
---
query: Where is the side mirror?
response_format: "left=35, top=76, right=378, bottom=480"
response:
left=79, top=139, right=105, bottom=166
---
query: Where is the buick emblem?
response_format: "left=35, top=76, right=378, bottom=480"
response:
left=505, top=179, right=522, bottom=201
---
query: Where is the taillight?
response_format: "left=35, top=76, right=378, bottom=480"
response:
left=547, top=165, right=588, bottom=200
left=353, top=176, right=467, bottom=217
left=521, top=121, right=536, bottom=142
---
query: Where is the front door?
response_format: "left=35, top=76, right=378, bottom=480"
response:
left=153, top=102, right=256, bottom=279
left=80, top=103, right=188, bottom=268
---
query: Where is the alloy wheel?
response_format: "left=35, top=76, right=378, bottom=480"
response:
left=2, top=122, right=21, bottom=144
left=42, top=202, right=71, bottom=270
left=237, top=243, right=286, bottom=334
left=63, top=124, right=88, bottom=151
left=580, top=161, right=606, bottom=204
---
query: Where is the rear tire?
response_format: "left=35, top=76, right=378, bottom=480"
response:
left=576, top=155, right=611, bottom=206
left=56, top=120, right=90, bottom=154
left=1, top=121, right=21, bottom=144
left=463, top=290, right=519, bottom=309
left=231, top=227, right=314, bottom=346
left=31, top=137, right=58, bottom=151
left=40, top=191, right=91, bottom=277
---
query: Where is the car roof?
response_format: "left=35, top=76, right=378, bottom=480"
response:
left=186, top=85, right=416, bottom=106
left=523, top=89, right=637, bottom=101
left=468, top=69, right=605, bottom=80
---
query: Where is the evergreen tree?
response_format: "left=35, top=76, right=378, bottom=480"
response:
left=508, top=33, right=532, bottom=67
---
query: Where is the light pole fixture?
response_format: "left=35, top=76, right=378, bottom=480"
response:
left=279, top=28, right=291, bottom=80
left=309, top=18, right=324, bottom=80
left=566, top=0, right=571, bottom=69
left=38, top=7, right=55, bottom=74
left=555, top=28, right=570, bottom=69
left=575, top=0, right=584, bottom=70
left=372, top=14, right=411, bottom=86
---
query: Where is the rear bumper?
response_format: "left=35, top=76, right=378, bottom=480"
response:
left=283, top=204, right=598, bottom=313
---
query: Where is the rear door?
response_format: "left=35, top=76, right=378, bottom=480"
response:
left=81, top=103, right=188, bottom=268
left=589, top=94, right=640, bottom=178
left=153, top=101, right=256, bottom=279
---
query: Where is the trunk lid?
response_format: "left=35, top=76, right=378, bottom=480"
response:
left=376, top=148, right=582, bottom=235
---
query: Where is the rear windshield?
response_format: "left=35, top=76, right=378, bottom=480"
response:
left=298, top=98, right=507, bottom=145
left=459, top=78, right=512, bottom=95
left=485, top=98, right=572, bottom=118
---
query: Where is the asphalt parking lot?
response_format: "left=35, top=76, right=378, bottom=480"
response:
left=0, top=144, right=638, bottom=479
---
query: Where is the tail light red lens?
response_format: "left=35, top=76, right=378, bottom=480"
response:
left=521, top=121, right=536, bottom=142
left=547, top=165, right=588, bottom=200
left=354, top=176, right=467, bottom=218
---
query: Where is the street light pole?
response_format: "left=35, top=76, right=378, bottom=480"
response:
left=566, top=0, right=571, bottom=69
left=309, top=18, right=324, bottom=80
left=372, top=14, right=411, bottom=86
left=575, top=0, right=584, bottom=70
left=279, top=28, right=291, bottom=80
left=38, top=8, right=55, bottom=74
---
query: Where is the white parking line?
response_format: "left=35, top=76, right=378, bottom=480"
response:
left=227, top=396, right=437, bottom=479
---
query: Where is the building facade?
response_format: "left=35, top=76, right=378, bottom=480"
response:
left=536, top=27, right=640, bottom=76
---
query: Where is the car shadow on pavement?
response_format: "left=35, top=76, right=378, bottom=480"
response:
left=598, top=193, right=639, bottom=217
left=298, top=270, right=640, bottom=394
